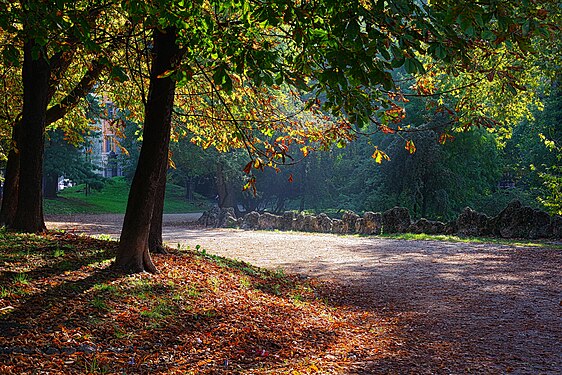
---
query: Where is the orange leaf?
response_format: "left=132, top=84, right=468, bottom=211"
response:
left=405, top=140, right=416, bottom=154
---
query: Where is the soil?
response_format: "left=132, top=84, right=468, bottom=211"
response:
left=46, top=214, right=562, bottom=374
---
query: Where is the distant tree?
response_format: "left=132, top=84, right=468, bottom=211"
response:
left=43, top=129, right=105, bottom=198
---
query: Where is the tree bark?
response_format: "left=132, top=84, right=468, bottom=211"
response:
left=148, top=153, right=169, bottom=254
left=0, top=123, right=21, bottom=227
left=11, top=42, right=51, bottom=233
left=115, top=27, right=178, bottom=273
left=0, top=53, right=106, bottom=228
left=216, top=162, right=236, bottom=209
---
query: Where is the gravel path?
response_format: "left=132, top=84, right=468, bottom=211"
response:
left=46, top=214, right=562, bottom=374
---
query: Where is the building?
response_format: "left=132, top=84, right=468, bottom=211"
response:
left=88, top=100, right=124, bottom=178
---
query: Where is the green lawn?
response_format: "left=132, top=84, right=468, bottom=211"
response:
left=44, top=177, right=211, bottom=215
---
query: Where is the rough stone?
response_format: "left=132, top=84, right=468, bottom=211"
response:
left=341, top=211, right=360, bottom=234
left=332, top=219, right=344, bottom=234
left=490, top=200, right=552, bottom=239
left=197, top=206, right=221, bottom=227
left=550, top=215, right=562, bottom=239
left=317, top=213, right=333, bottom=233
left=258, top=212, right=282, bottom=230
left=240, top=211, right=260, bottom=229
left=362, top=212, right=382, bottom=235
left=281, top=211, right=296, bottom=231
left=456, top=207, right=490, bottom=236
left=293, top=212, right=307, bottom=232
left=408, top=218, right=447, bottom=235
left=219, top=207, right=238, bottom=228
left=303, top=215, right=319, bottom=232
left=355, top=218, right=365, bottom=234
left=382, top=207, right=411, bottom=233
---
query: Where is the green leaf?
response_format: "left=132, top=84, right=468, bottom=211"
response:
left=110, top=66, right=129, bottom=82
left=404, top=58, right=418, bottom=74
left=2, top=45, right=20, bottom=66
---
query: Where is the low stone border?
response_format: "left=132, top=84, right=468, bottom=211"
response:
left=198, top=200, right=561, bottom=240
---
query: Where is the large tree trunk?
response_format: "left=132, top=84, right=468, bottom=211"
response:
left=11, top=42, right=51, bottom=233
left=114, top=28, right=178, bottom=273
left=148, top=154, right=169, bottom=254
left=0, top=123, right=21, bottom=227
left=1, top=44, right=105, bottom=228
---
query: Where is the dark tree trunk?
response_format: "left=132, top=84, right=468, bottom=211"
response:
left=115, top=28, right=179, bottom=273
left=11, top=42, right=51, bottom=233
left=185, top=176, right=194, bottom=201
left=44, top=173, right=58, bottom=199
left=148, top=154, right=169, bottom=255
left=216, top=162, right=236, bottom=209
left=0, top=123, right=21, bottom=227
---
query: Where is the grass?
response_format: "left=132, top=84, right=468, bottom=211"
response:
left=44, top=176, right=211, bottom=215
left=378, top=232, right=562, bottom=249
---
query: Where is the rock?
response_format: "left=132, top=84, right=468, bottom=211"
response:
left=331, top=219, right=344, bottom=234
left=198, top=207, right=237, bottom=228
left=408, top=218, right=447, bottom=235
left=445, top=220, right=458, bottom=235
left=197, top=206, right=221, bottom=227
left=293, top=212, right=307, bottom=232
left=281, top=211, right=296, bottom=231
left=382, top=207, right=411, bottom=233
left=218, top=207, right=238, bottom=228
left=341, top=211, right=360, bottom=234
left=316, top=213, right=333, bottom=233
left=550, top=215, right=562, bottom=239
left=456, top=207, right=490, bottom=236
left=240, top=211, right=260, bottom=229
left=355, top=218, right=365, bottom=234
left=303, top=215, right=319, bottom=232
left=362, top=212, right=382, bottom=235
left=257, top=213, right=282, bottom=230
left=490, top=200, right=552, bottom=239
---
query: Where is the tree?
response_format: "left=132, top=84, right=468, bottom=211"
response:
left=109, top=0, right=560, bottom=273
left=114, top=27, right=180, bottom=273
left=0, top=1, right=125, bottom=230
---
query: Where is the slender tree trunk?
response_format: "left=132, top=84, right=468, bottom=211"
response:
left=114, top=28, right=178, bottom=273
left=11, top=42, right=51, bottom=233
left=148, top=153, right=169, bottom=254
left=216, top=162, right=236, bottom=209
left=0, top=123, right=21, bottom=227
left=44, top=173, right=59, bottom=199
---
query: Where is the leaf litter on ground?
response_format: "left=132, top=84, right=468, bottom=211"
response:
left=0, top=230, right=396, bottom=374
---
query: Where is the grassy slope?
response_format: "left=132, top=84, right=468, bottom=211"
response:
left=44, top=177, right=210, bottom=215
left=0, top=231, right=387, bottom=374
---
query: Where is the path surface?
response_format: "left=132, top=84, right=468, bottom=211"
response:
left=46, top=214, right=562, bottom=374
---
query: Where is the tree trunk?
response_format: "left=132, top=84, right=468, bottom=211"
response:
left=11, top=42, right=51, bottom=233
left=1, top=27, right=106, bottom=229
left=216, top=162, right=236, bottom=209
left=0, top=123, right=21, bottom=227
left=44, top=173, right=58, bottom=199
left=114, top=27, right=178, bottom=273
left=148, top=154, right=169, bottom=255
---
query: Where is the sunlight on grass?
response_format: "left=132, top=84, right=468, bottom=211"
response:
left=379, top=232, right=562, bottom=249
left=44, top=176, right=211, bottom=214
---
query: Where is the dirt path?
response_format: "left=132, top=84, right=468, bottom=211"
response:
left=46, top=215, right=562, bottom=374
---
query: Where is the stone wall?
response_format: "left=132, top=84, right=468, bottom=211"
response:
left=198, top=200, right=562, bottom=240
